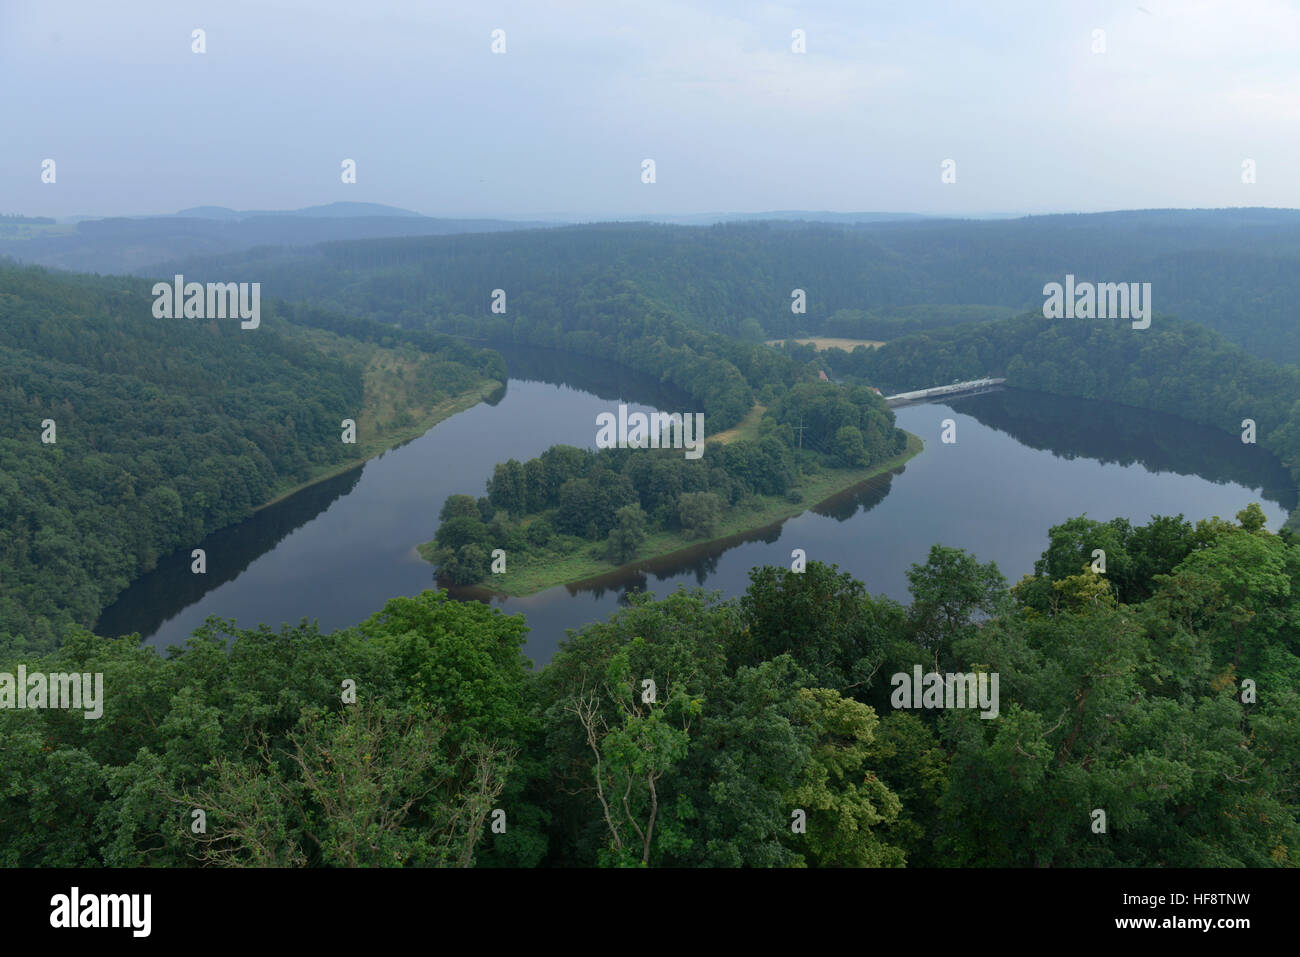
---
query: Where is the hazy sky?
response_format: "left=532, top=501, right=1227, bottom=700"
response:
left=4, top=0, right=1299, bottom=219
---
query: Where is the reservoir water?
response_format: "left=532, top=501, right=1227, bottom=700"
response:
left=96, top=348, right=1296, bottom=665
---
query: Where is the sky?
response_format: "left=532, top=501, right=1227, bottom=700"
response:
left=3, top=0, right=1299, bottom=219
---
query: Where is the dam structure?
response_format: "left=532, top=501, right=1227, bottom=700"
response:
left=884, top=378, right=1007, bottom=407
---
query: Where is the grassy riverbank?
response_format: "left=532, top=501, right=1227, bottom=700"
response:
left=258, top=345, right=502, bottom=510
left=433, top=431, right=923, bottom=597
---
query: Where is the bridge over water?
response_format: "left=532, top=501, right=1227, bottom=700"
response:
left=884, top=377, right=1007, bottom=407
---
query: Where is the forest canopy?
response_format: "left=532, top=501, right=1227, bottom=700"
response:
left=3, top=508, right=1295, bottom=867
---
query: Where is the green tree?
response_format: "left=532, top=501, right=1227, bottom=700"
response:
left=677, top=491, right=724, bottom=539
left=905, top=545, right=1007, bottom=663
left=738, top=561, right=900, bottom=696
left=785, top=687, right=905, bottom=867
left=438, top=494, right=480, bottom=523
left=606, top=504, right=648, bottom=564
left=562, top=647, right=699, bottom=867
left=738, top=317, right=767, bottom=342
left=487, top=459, right=527, bottom=515
left=834, top=424, right=868, bottom=467
left=178, top=702, right=514, bottom=867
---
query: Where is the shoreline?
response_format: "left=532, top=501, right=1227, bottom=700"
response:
left=254, top=378, right=502, bottom=513
left=441, top=431, right=924, bottom=598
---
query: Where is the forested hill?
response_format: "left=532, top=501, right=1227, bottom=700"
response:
left=0, top=262, right=504, bottom=655
left=147, top=208, right=1300, bottom=365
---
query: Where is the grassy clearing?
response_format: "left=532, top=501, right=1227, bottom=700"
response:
left=766, top=337, right=886, bottom=351
left=259, top=344, right=500, bottom=510
left=708, top=403, right=766, bottom=445
left=455, top=431, right=924, bottom=597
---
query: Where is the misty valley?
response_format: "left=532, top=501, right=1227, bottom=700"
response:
left=6, top=206, right=1300, bottom=880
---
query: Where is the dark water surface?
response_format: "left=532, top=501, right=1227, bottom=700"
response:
left=97, top=350, right=1295, bottom=666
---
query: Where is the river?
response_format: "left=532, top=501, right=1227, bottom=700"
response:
left=95, top=348, right=1296, bottom=665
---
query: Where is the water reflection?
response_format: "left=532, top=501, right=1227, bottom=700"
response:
left=94, top=467, right=363, bottom=640
left=957, top=389, right=1296, bottom=511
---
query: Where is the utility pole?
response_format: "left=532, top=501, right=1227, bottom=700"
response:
left=794, top=415, right=805, bottom=477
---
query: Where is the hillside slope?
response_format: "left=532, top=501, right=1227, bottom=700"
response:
left=0, top=263, right=503, bottom=654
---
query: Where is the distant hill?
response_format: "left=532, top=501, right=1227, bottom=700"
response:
left=17, top=205, right=1300, bottom=365
left=3, top=207, right=564, bottom=275
left=641, top=210, right=934, bottom=225
left=173, top=202, right=426, bottom=220
left=169, top=206, right=246, bottom=220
